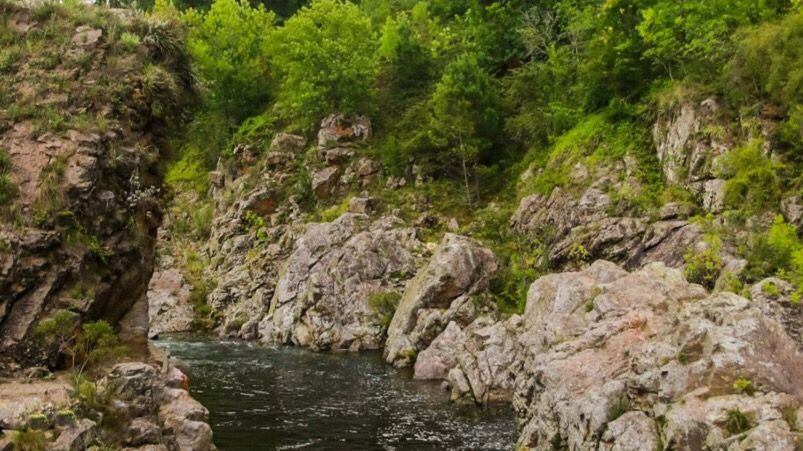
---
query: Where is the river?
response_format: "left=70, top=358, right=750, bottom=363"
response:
left=154, top=338, right=517, bottom=450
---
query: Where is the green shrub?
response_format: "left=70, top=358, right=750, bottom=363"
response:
left=684, top=234, right=724, bottom=289
left=0, top=147, right=17, bottom=206
left=716, top=140, right=783, bottom=215
left=367, top=290, right=402, bottom=328
left=118, top=31, right=141, bottom=52
left=607, top=396, right=631, bottom=422
left=744, top=216, right=803, bottom=297
left=10, top=429, right=47, bottom=451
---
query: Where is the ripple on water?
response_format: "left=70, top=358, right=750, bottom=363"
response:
left=154, top=338, right=516, bottom=450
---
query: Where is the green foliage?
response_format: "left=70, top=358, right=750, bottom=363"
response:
left=34, top=311, right=124, bottom=372
left=684, top=235, right=723, bottom=289
left=781, top=405, right=798, bottom=430
left=9, top=429, right=46, bottom=451
left=743, top=216, right=803, bottom=297
left=0, top=147, right=17, bottom=206
left=118, top=31, right=141, bottom=51
left=733, top=377, right=755, bottom=395
left=367, top=290, right=401, bottom=328
left=183, top=0, right=276, bottom=122
left=607, top=396, right=632, bottom=422
left=725, top=409, right=752, bottom=435
left=716, top=140, right=783, bottom=214
left=638, top=0, right=787, bottom=81
left=270, top=0, right=377, bottom=129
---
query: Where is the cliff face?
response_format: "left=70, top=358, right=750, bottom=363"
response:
left=0, top=1, right=192, bottom=368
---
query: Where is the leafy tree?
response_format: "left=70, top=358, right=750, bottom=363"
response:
left=270, top=0, right=378, bottom=129
left=378, top=13, right=432, bottom=97
left=183, top=0, right=276, bottom=123
left=638, top=0, right=789, bottom=80
left=426, top=53, right=501, bottom=203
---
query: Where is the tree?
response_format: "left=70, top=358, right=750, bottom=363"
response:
left=426, top=53, right=501, bottom=203
left=637, top=0, right=789, bottom=80
left=270, top=0, right=378, bottom=129
left=183, top=0, right=276, bottom=123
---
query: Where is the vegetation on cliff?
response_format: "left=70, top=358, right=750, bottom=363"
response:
left=152, top=0, right=803, bottom=316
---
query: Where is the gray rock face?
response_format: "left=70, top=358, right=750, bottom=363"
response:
left=147, top=262, right=194, bottom=338
left=260, top=214, right=424, bottom=351
left=653, top=98, right=730, bottom=186
left=512, top=261, right=802, bottom=450
left=781, top=195, right=803, bottom=228
left=317, top=114, right=372, bottom=149
left=269, top=133, right=307, bottom=154
left=52, top=418, right=98, bottom=451
left=412, top=260, right=801, bottom=448
left=512, top=189, right=705, bottom=271
left=384, top=234, right=497, bottom=367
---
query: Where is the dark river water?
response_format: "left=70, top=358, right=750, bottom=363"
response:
left=153, top=338, right=517, bottom=451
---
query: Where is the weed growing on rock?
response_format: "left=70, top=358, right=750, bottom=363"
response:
left=9, top=428, right=46, bottom=451
left=368, top=291, right=402, bottom=329
left=725, top=409, right=752, bottom=435
left=0, top=147, right=17, bottom=206
left=732, top=377, right=755, bottom=395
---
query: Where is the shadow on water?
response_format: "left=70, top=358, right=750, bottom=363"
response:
left=153, top=337, right=516, bottom=451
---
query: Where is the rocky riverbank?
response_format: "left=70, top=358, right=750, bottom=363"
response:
left=149, top=110, right=802, bottom=449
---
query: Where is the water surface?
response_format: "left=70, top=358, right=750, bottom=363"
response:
left=154, top=338, right=516, bottom=451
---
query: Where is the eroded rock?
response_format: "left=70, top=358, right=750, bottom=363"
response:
left=260, top=214, right=424, bottom=351
left=384, top=234, right=497, bottom=367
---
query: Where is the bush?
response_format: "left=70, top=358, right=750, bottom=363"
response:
left=716, top=140, right=783, bottom=215
left=118, top=31, right=141, bottom=52
left=684, top=236, right=724, bottom=289
left=744, top=216, right=803, bottom=297
left=10, top=429, right=46, bottom=451
left=34, top=312, right=124, bottom=372
left=725, top=409, right=752, bottom=435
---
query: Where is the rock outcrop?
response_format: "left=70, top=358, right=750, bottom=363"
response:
left=0, top=361, right=214, bottom=451
left=511, top=187, right=704, bottom=270
left=384, top=233, right=498, bottom=367
left=0, top=4, right=192, bottom=367
left=260, top=214, right=424, bottom=351
left=409, top=260, right=802, bottom=449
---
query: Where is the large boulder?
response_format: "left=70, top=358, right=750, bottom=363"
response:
left=384, top=234, right=497, bottom=367
left=512, top=261, right=802, bottom=450
left=260, top=214, right=424, bottom=351
left=414, top=315, right=523, bottom=404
